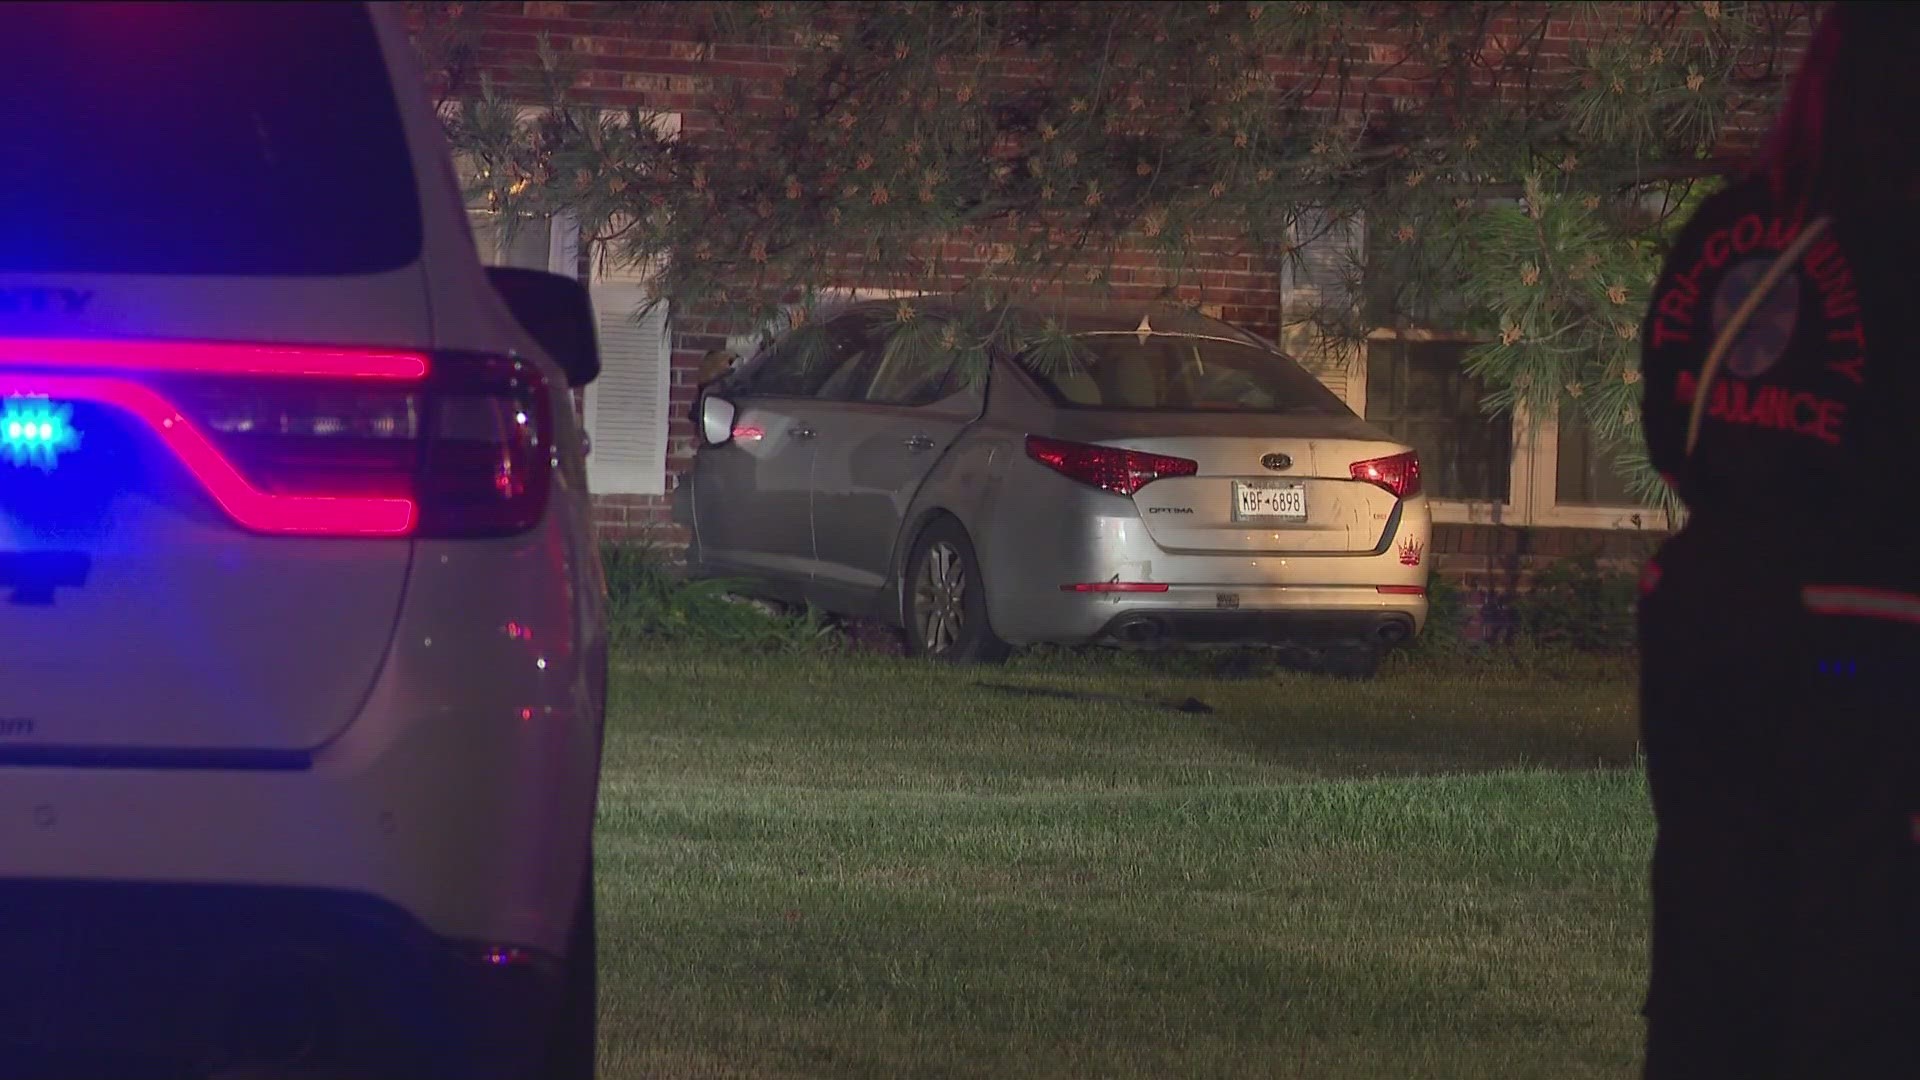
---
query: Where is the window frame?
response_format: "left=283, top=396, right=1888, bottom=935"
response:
left=1356, top=327, right=1669, bottom=530
left=1360, top=328, right=1529, bottom=525
left=1525, top=410, right=1675, bottom=530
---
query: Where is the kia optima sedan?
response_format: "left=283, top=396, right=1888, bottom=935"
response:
left=682, top=299, right=1429, bottom=675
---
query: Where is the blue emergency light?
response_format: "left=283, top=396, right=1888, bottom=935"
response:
left=1, top=396, right=79, bottom=469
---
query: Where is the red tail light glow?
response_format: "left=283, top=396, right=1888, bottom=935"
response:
left=1376, top=585, right=1427, bottom=596
left=1350, top=452, right=1422, bottom=499
left=0, top=337, right=552, bottom=538
left=0, top=337, right=428, bottom=380
left=0, top=373, right=416, bottom=535
left=1026, top=435, right=1197, bottom=496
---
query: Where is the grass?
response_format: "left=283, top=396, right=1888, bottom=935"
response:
left=593, top=647, right=1650, bottom=1079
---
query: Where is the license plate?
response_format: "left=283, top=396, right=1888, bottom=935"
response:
left=1233, top=480, right=1306, bottom=521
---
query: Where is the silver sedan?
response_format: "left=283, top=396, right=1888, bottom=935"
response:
left=680, top=300, right=1430, bottom=674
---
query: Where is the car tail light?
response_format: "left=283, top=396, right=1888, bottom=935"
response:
left=1026, top=435, right=1197, bottom=496
left=414, top=356, right=552, bottom=537
left=0, top=336, right=430, bottom=380
left=0, top=338, right=553, bottom=538
left=1350, top=451, right=1421, bottom=499
left=1376, top=585, right=1427, bottom=596
left=1060, top=582, right=1171, bottom=593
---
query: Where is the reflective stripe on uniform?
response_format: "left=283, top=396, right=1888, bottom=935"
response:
left=1801, top=585, right=1920, bottom=625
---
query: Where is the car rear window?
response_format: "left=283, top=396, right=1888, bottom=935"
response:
left=1017, top=335, right=1356, bottom=416
left=0, top=2, right=421, bottom=276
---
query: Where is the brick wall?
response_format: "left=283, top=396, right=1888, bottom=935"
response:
left=408, top=2, right=1809, bottom=548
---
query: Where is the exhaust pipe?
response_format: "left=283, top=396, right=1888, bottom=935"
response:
left=1113, top=615, right=1166, bottom=647
left=1375, top=619, right=1412, bottom=647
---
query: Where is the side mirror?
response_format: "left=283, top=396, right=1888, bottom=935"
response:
left=486, top=266, right=601, bottom=388
left=699, top=396, right=738, bottom=446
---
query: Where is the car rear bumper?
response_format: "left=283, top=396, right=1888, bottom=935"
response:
left=0, top=699, right=593, bottom=952
left=1092, top=604, right=1419, bottom=649
left=1014, top=584, right=1428, bottom=649
left=0, top=524, right=603, bottom=956
left=0, top=881, right=562, bottom=1079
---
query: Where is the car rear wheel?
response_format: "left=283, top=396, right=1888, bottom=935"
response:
left=905, top=520, right=1009, bottom=663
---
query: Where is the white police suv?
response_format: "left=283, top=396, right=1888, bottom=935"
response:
left=0, top=4, right=609, bottom=1077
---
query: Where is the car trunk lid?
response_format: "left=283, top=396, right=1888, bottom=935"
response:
left=1049, top=413, right=1412, bottom=556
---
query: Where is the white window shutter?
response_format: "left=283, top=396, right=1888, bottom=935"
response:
left=583, top=283, right=670, bottom=496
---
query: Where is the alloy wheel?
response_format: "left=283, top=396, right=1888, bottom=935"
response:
left=913, top=540, right=968, bottom=655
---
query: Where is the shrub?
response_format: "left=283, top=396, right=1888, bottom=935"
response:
left=600, top=542, right=842, bottom=653
left=1511, top=555, right=1638, bottom=653
left=1411, top=570, right=1471, bottom=655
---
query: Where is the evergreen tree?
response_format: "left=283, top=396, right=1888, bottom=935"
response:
left=413, top=1, right=1813, bottom=510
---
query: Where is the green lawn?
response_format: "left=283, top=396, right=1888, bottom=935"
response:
left=595, top=649, right=1651, bottom=1079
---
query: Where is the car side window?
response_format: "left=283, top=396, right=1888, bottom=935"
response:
left=812, top=317, right=889, bottom=401
left=860, top=319, right=978, bottom=409
left=739, top=317, right=865, bottom=399
left=740, top=331, right=823, bottom=398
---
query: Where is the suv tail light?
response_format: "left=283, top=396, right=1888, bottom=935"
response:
left=0, top=338, right=554, bottom=538
left=1350, top=451, right=1421, bottom=500
left=1026, top=435, right=1197, bottom=496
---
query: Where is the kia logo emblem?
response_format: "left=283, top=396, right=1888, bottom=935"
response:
left=1260, top=453, right=1292, bottom=471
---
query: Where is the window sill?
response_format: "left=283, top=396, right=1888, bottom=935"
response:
left=1428, top=500, right=1522, bottom=527
left=1529, top=504, right=1674, bottom=532
left=1428, top=499, right=1672, bottom=532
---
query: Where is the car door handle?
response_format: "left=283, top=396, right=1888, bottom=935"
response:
left=790, top=426, right=817, bottom=441
left=903, top=435, right=936, bottom=451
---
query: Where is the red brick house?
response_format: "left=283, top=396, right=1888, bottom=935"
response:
left=407, top=2, right=1809, bottom=634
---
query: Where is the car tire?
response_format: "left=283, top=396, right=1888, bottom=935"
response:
left=904, top=519, right=1010, bottom=663
left=536, top=861, right=597, bottom=1080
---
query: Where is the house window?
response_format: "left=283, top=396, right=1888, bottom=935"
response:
left=1553, top=406, right=1637, bottom=507
left=468, top=209, right=566, bottom=272
left=1363, top=338, right=1512, bottom=503
left=1313, top=209, right=1659, bottom=530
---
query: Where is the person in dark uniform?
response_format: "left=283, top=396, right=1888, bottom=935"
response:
left=1636, top=5, right=1920, bottom=1077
